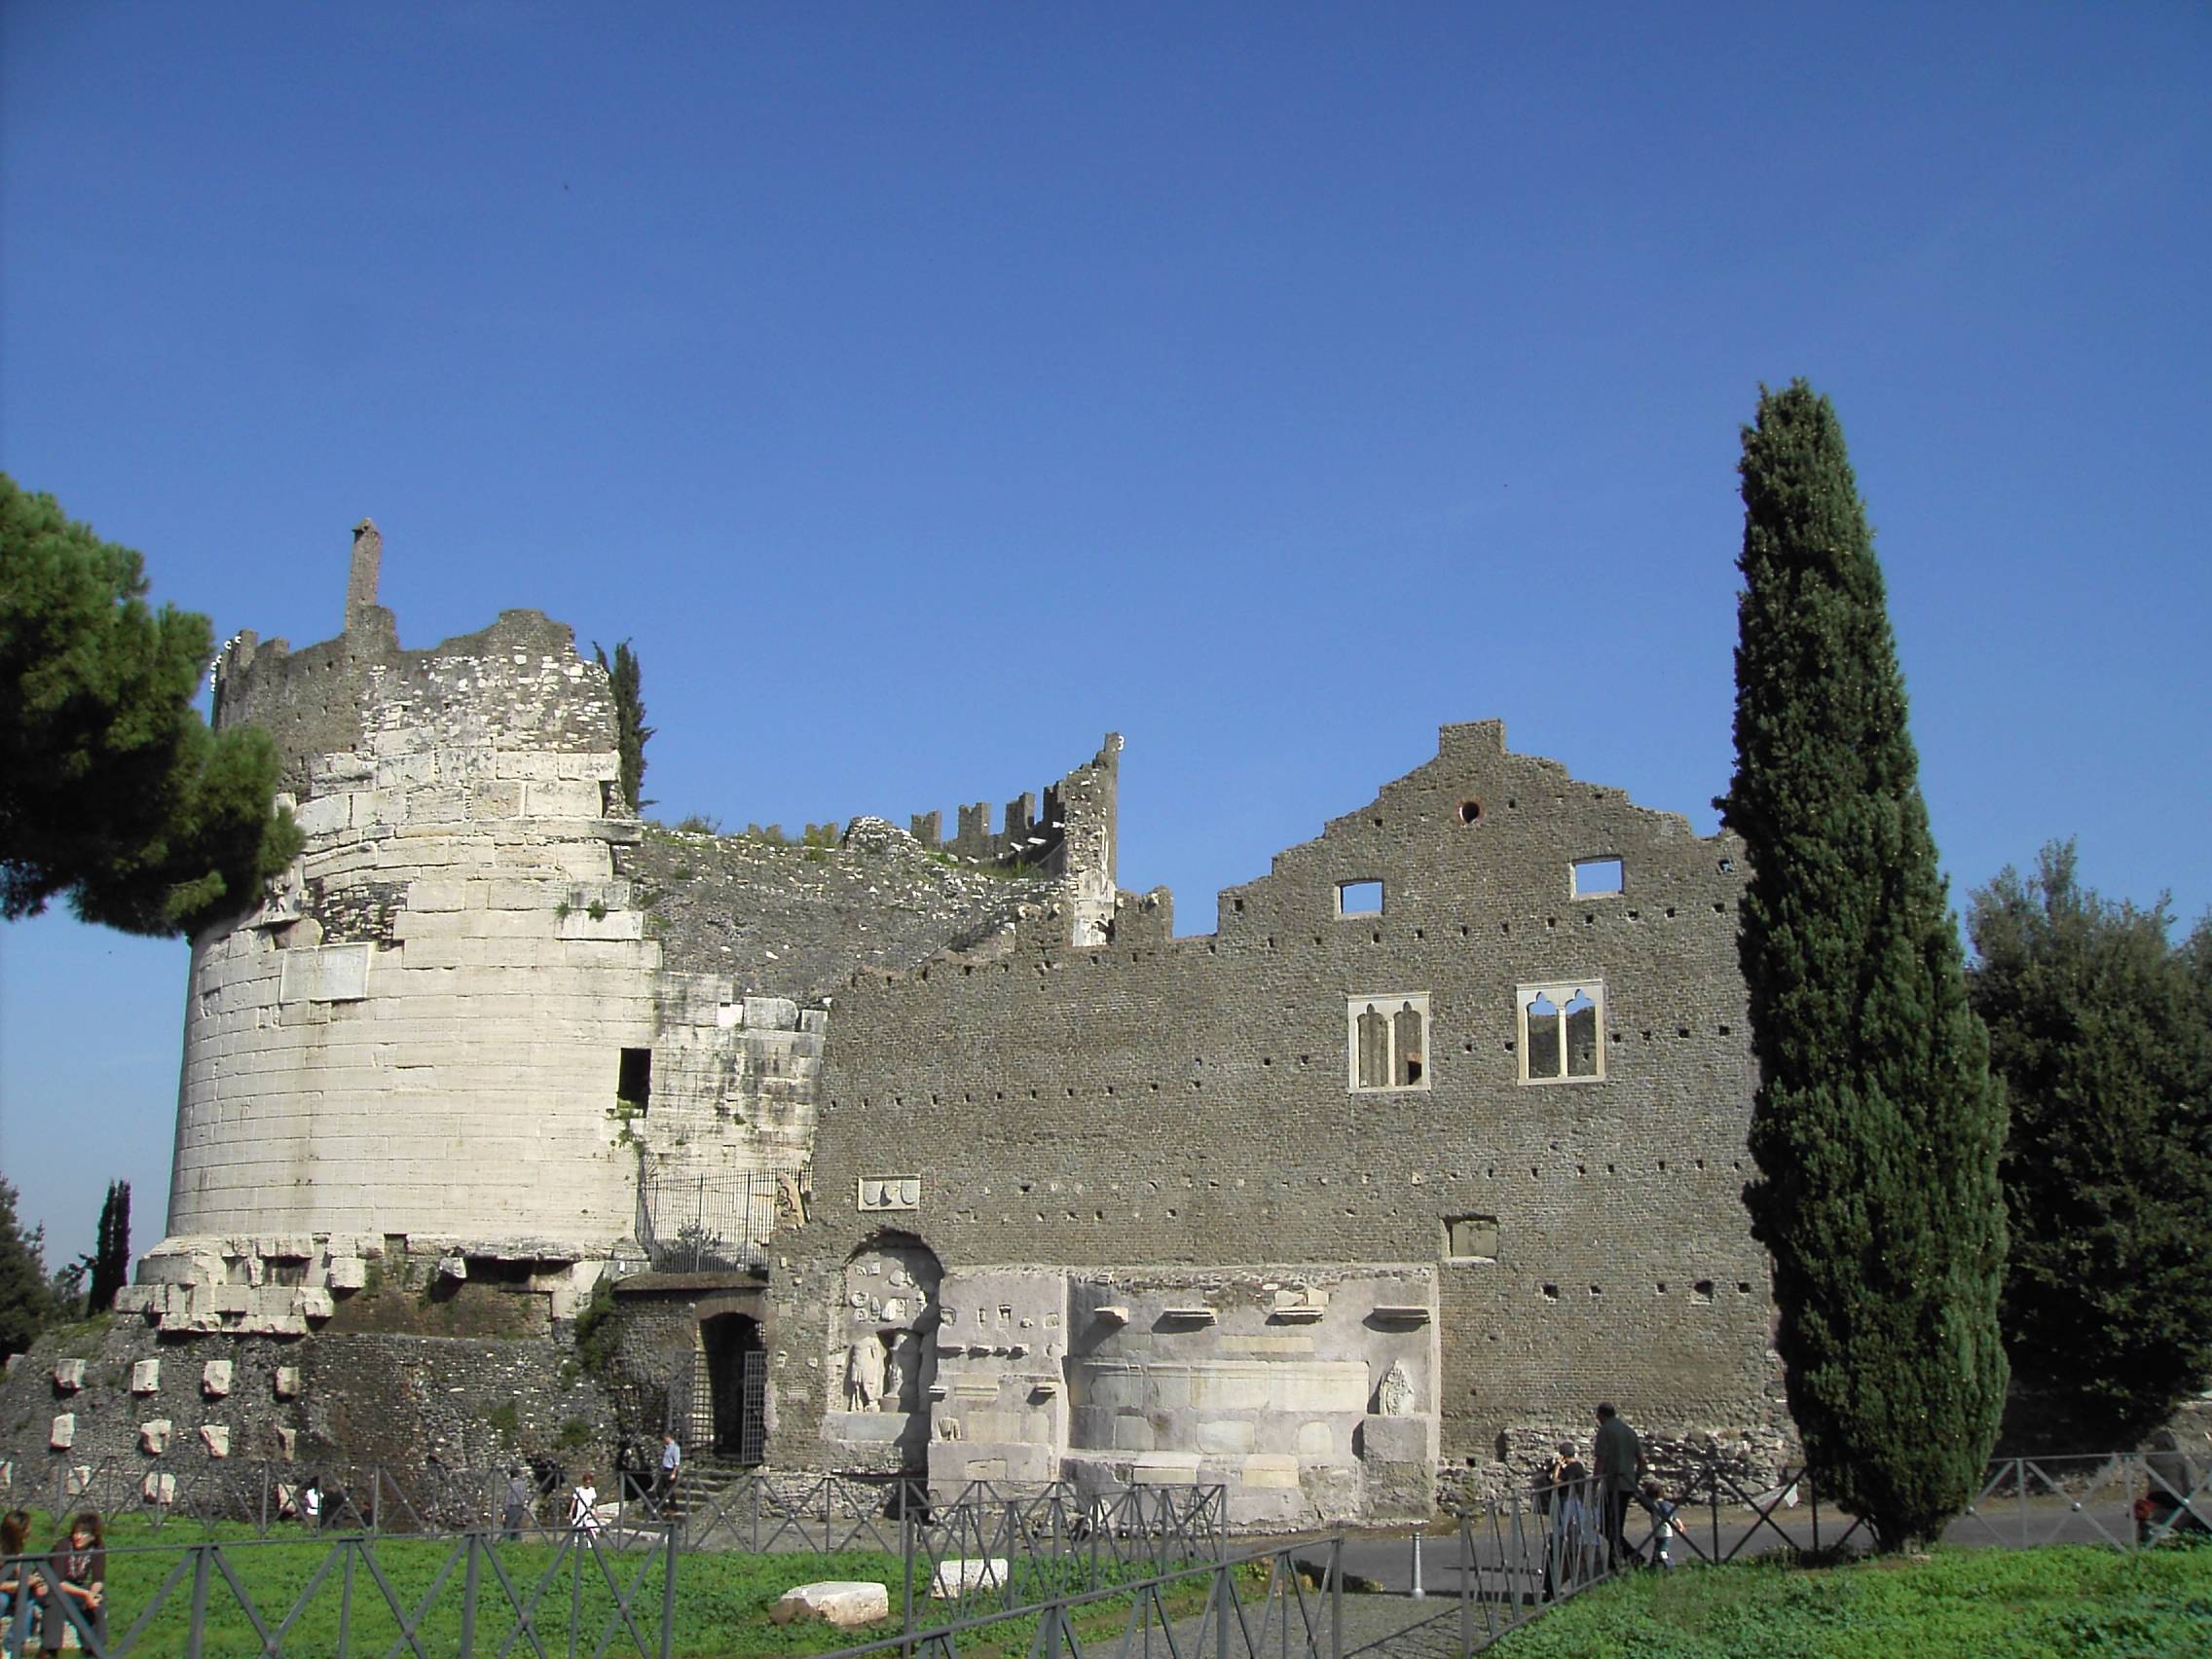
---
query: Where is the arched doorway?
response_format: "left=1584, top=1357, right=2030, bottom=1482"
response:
left=700, top=1311, right=766, bottom=1463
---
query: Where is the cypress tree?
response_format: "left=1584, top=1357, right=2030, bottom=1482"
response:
left=87, top=1179, right=131, bottom=1315
left=592, top=639, right=653, bottom=813
left=1722, top=381, right=2009, bottom=1552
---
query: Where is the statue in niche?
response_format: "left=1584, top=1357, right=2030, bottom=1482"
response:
left=844, top=1336, right=886, bottom=1411
left=1377, top=1359, right=1416, bottom=1419
left=883, top=1331, right=915, bottom=1412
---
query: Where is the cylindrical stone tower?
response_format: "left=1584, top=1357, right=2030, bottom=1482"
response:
left=129, top=524, right=658, bottom=1332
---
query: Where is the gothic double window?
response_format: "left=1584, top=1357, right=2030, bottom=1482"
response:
left=1348, top=994, right=1429, bottom=1091
left=1519, top=981, right=1604, bottom=1083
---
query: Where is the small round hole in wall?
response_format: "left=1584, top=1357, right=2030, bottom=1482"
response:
left=1457, top=799, right=1484, bottom=826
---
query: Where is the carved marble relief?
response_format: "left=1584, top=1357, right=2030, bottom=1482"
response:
left=832, top=1236, right=940, bottom=1416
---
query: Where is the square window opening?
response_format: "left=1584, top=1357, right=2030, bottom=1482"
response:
left=1337, top=880, right=1383, bottom=916
left=618, top=1047, right=652, bottom=1111
left=1571, top=857, right=1624, bottom=897
left=1445, top=1215, right=1499, bottom=1262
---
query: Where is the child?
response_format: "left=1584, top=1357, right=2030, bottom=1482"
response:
left=1641, top=1480, right=1680, bottom=1570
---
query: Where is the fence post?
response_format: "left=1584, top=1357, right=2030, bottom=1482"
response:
left=1708, top=1456, right=1719, bottom=1566
left=901, top=1498, right=916, bottom=1659
left=1457, top=1517, right=1472, bottom=1658
left=1327, top=1536, right=1343, bottom=1659
left=2017, top=1458, right=2028, bottom=1550
left=372, top=1466, right=383, bottom=1533
left=338, top=1540, right=356, bottom=1659
left=570, top=1532, right=585, bottom=1659
left=186, top=1541, right=213, bottom=1659
left=661, top=1523, right=679, bottom=1659
left=460, top=1531, right=481, bottom=1659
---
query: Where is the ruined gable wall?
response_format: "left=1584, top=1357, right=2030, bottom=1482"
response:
left=768, top=722, right=1782, bottom=1488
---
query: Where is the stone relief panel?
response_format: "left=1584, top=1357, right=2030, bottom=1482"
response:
left=831, top=1235, right=940, bottom=1417
left=857, top=1175, right=921, bottom=1213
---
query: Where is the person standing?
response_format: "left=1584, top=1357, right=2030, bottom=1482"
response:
left=1640, top=1480, right=1680, bottom=1569
left=569, top=1472, right=603, bottom=1535
left=1537, top=1441, right=1591, bottom=1602
left=657, top=1432, right=682, bottom=1517
left=1592, top=1403, right=1645, bottom=1569
left=502, top=1467, right=534, bottom=1541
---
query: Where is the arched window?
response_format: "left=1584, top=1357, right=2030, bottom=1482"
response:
left=1348, top=993, right=1431, bottom=1091
left=1518, top=981, right=1606, bottom=1084
left=1393, top=1003, right=1425, bottom=1086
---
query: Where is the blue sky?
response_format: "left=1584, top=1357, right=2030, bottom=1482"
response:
left=3, top=2, right=2207, bottom=1268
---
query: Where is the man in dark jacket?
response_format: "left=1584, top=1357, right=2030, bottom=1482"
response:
left=1592, top=1403, right=1645, bottom=1567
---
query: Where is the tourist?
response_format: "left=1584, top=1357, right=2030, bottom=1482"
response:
left=1640, top=1480, right=1680, bottom=1569
left=301, top=1475, right=323, bottom=1531
left=503, top=1466, right=534, bottom=1541
left=1592, top=1403, right=1645, bottom=1568
left=1, top=1510, right=37, bottom=1649
left=569, top=1471, right=603, bottom=1535
left=38, top=1514, right=104, bottom=1658
left=657, top=1432, right=682, bottom=1516
left=1537, top=1441, right=1591, bottom=1601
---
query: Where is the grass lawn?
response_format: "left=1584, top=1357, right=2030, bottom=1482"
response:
left=6, top=1511, right=1218, bottom=1658
left=1489, top=1542, right=2212, bottom=1659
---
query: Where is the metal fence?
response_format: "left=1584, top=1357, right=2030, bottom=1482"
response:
left=0, top=1527, right=677, bottom=1659
left=30, top=1456, right=515, bottom=1540
left=1406, top=1450, right=2212, bottom=1657
left=670, top=1473, right=1224, bottom=1561
left=634, top=1165, right=795, bottom=1274
left=815, top=1538, right=1346, bottom=1659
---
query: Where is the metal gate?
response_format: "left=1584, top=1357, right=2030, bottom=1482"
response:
left=733, top=1346, right=766, bottom=1464
left=667, top=1345, right=766, bottom=1464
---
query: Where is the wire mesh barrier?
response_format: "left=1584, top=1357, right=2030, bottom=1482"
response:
left=0, top=1528, right=678, bottom=1659
left=668, top=1472, right=1228, bottom=1570
left=1356, top=1450, right=2212, bottom=1659
left=812, top=1539, right=1346, bottom=1659
left=633, top=1166, right=795, bottom=1274
left=29, top=1457, right=517, bottom=1541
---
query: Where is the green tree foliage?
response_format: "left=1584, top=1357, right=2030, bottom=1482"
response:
left=0, top=1178, right=55, bottom=1360
left=1721, top=381, right=2009, bottom=1551
left=0, top=476, right=302, bottom=935
left=592, top=639, right=652, bottom=812
left=86, top=1178, right=131, bottom=1315
left=1967, top=841, right=2212, bottom=1447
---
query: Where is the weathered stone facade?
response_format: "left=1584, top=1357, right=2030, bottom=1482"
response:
left=6, top=524, right=1788, bottom=1526
left=767, top=721, right=1786, bottom=1523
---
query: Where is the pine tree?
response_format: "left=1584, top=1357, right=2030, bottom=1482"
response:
left=0, top=1178, right=55, bottom=1360
left=1969, top=842, right=2212, bottom=1448
left=1, top=475, right=301, bottom=935
left=1721, top=381, right=2009, bottom=1552
left=86, top=1179, right=131, bottom=1315
left=592, top=639, right=652, bottom=812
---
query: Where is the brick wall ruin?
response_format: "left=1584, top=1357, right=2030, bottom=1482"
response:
left=767, top=721, right=1788, bottom=1524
